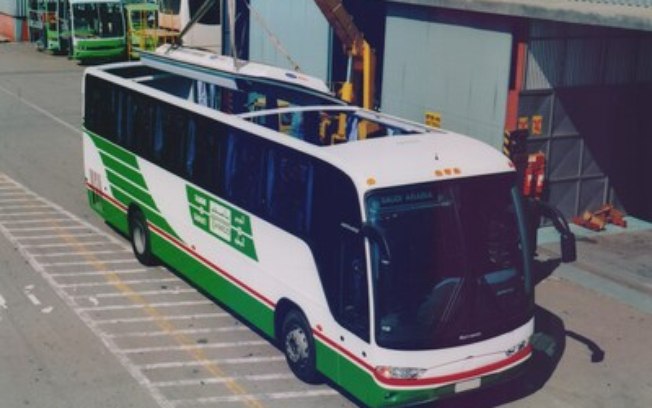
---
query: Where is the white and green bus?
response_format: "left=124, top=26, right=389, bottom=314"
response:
left=82, top=45, right=571, bottom=407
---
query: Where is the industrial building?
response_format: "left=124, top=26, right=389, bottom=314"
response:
left=2, top=0, right=651, bottom=222
left=237, top=0, right=652, bottom=222
left=0, top=0, right=27, bottom=41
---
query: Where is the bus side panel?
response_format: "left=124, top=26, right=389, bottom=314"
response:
left=148, top=230, right=275, bottom=337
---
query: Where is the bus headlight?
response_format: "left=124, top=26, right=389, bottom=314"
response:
left=375, top=366, right=427, bottom=380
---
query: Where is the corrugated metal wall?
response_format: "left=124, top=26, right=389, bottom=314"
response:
left=381, top=4, right=512, bottom=149
left=520, top=20, right=652, bottom=220
left=248, top=0, right=331, bottom=83
left=0, top=0, right=26, bottom=17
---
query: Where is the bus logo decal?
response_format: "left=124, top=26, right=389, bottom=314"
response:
left=186, top=185, right=258, bottom=262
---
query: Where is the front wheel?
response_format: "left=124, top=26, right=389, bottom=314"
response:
left=129, top=210, right=156, bottom=266
left=281, top=309, right=321, bottom=384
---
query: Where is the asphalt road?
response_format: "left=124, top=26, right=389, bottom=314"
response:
left=1, top=42, right=651, bottom=408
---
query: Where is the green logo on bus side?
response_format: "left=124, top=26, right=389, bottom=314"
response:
left=186, top=185, right=258, bottom=262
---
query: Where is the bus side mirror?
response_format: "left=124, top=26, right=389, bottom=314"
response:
left=341, top=222, right=392, bottom=266
left=560, top=232, right=576, bottom=263
left=533, top=199, right=577, bottom=263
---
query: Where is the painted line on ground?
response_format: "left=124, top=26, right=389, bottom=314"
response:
left=0, top=82, right=81, bottom=134
left=138, top=356, right=286, bottom=370
left=71, top=288, right=196, bottom=299
left=170, top=390, right=338, bottom=406
left=0, top=204, right=50, bottom=211
left=0, top=211, right=62, bottom=218
left=50, top=268, right=151, bottom=278
left=21, top=240, right=110, bottom=249
left=0, top=174, right=279, bottom=408
left=1, top=218, right=71, bottom=225
left=41, top=259, right=138, bottom=267
left=77, top=300, right=212, bottom=312
left=7, top=226, right=90, bottom=232
left=10, top=232, right=101, bottom=240
left=34, top=249, right=131, bottom=258
left=120, top=340, right=267, bottom=355
left=106, top=326, right=249, bottom=339
left=94, top=312, right=229, bottom=325
left=152, top=373, right=295, bottom=388
left=56, top=277, right=180, bottom=289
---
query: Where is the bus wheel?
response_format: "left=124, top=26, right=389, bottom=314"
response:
left=281, top=309, right=321, bottom=384
left=129, top=210, right=156, bottom=266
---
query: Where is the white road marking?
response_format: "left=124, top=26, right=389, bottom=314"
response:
left=170, top=390, right=338, bottom=406
left=34, top=249, right=130, bottom=258
left=21, top=240, right=110, bottom=248
left=0, top=211, right=61, bottom=218
left=10, top=232, right=100, bottom=240
left=77, top=300, right=211, bottom=312
left=8, top=226, right=89, bottom=232
left=70, top=288, right=196, bottom=299
left=120, top=340, right=267, bottom=355
left=41, top=259, right=137, bottom=267
left=152, top=373, right=294, bottom=387
left=56, top=277, right=180, bottom=289
left=1, top=218, right=70, bottom=225
left=0, top=204, right=49, bottom=211
left=0, top=293, right=7, bottom=309
left=41, top=306, right=53, bottom=314
left=138, top=356, right=285, bottom=370
left=106, top=326, right=249, bottom=339
left=24, top=285, right=42, bottom=306
left=94, top=312, right=229, bottom=325
left=50, top=268, right=150, bottom=278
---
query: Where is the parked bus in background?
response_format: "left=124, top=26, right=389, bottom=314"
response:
left=82, top=45, right=575, bottom=407
left=68, top=0, right=126, bottom=61
left=27, top=0, right=71, bottom=54
left=158, top=0, right=221, bottom=51
left=124, top=1, right=179, bottom=60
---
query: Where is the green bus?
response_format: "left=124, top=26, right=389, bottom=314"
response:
left=68, top=0, right=126, bottom=61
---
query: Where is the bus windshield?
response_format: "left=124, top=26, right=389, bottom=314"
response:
left=72, top=3, right=124, bottom=38
left=366, top=173, right=532, bottom=350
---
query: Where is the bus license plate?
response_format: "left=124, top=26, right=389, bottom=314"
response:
left=454, top=378, right=481, bottom=393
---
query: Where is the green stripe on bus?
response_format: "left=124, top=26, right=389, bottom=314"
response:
left=149, top=223, right=274, bottom=336
left=108, top=187, right=180, bottom=241
left=92, top=189, right=273, bottom=336
left=106, top=170, right=157, bottom=211
left=100, top=152, right=147, bottom=189
left=87, top=131, right=139, bottom=169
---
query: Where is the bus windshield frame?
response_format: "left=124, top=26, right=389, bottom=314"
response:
left=71, top=2, right=124, bottom=39
left=365, top=172, right=533, bottom=350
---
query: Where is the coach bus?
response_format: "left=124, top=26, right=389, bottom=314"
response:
left=82, top=45, right=573, bottom=407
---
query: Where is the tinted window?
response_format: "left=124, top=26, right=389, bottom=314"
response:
left=225, top=130, right=266, bottom=213
left=266, top=148, right=313, bottom=236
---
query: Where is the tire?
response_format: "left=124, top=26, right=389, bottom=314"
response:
left=281, top=309, right=321, bottom=384
left=129, top=210, right=156, bottom=266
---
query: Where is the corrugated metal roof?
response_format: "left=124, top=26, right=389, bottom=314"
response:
left=392, top=0, right=652, bottom=32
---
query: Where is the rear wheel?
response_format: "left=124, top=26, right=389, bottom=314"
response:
left=129, top=210, right=156, bottom=266
left=281, top=309, right=321, bottom=384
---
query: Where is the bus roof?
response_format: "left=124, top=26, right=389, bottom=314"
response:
left=143, top=45, right=334, bottom=96
left=318, top=131, right=514, bottom=192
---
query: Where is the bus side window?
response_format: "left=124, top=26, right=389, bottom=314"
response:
left=225, top=130, right=265, bottom=214
left=311, top=165, right=370, bottom=342
left=266, top=149, right=313, bottom=236
left=182, top=117, right=223, bottom=194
